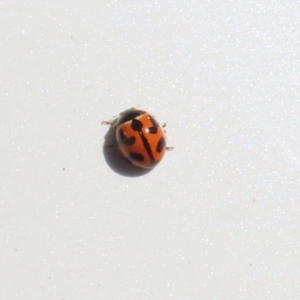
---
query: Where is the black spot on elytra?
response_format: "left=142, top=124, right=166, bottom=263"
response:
left=129, top=152, right=144, bottom=162
left=156, top=137, right=166, bottom=153
left=131, top=118, right=143, bottom=131
left=147, top=126, right=157, bottom=134
left=119, top=129, right=135, bottom=145
left=147, top=116, right=159, bottom=134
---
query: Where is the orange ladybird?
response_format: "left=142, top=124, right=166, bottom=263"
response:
left=103, top=108, right=172, bottom=169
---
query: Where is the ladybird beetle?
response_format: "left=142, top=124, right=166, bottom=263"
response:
left=103, top=108, right=172, bottom=169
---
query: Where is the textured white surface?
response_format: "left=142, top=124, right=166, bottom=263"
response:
left=1, top=1, right=300, bottom=299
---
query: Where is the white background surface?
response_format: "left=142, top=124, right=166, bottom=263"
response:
left=1, top=1, right=300, bottom=299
